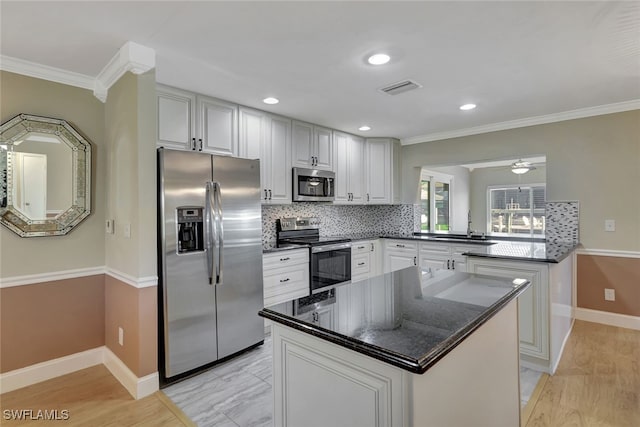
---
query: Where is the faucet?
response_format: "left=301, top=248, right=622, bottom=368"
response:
left=467, top=210, right=473, bottom=237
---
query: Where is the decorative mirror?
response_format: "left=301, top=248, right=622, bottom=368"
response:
left=0, top=114, right=91, bottom=237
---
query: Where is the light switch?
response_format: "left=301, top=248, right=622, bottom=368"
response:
left=123, top=223, right=131, bottom=238
left=604, top=219, right=615, bottom=232
left=105, top=219, right=114, bottom=234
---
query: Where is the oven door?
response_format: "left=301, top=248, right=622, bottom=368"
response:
left=310, top=243, right=351, bottom=294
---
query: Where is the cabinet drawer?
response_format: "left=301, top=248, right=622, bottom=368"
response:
left=384, top=240, right=418, bottom=253
left=263, top=249, right=308, bottom=271
left=419, top=242, right=451, bottom=255
left=352, top=252, right=371, bottom=278
left=264, top=265, right=309, bottom=306
left=352, top=240, right=374, bottom=254
left=452, top=244, right=487, bottom=259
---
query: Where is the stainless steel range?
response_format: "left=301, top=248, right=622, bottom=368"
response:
left=277, top=217, right=351, bottom=294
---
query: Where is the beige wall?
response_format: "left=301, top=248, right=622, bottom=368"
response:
left=0, top=71, right=106, bottom=276
left=402, top=110, right=640, bottom=251
left=0, top=276, right=105, bottom=373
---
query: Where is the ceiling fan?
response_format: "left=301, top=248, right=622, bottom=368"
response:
left=510, top=160, right=537, bottom=175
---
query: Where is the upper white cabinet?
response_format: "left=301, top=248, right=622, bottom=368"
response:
left=365, top=138, right=401, bottom=204
left=157, top=84, right=238, bottom=156
left=239, top=107, right=292, bottom=203
left=292, top=121, right=334, bottom=171
left=157, top=85, right=197, bottom=151
left=333, top=131, right=365, bottom=204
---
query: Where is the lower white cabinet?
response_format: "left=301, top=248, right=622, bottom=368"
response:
left=383, top=240, right=418, bottom=273
left=419, top=242, right=488, bottom=275
left=351, top=239, right=380, bottom=281
left=263, top=249, right=309, bottom=307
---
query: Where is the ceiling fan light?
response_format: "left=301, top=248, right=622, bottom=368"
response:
left=511, top=167, right=530, bottom=174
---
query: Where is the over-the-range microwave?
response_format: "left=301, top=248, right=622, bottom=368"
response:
left=293, top=167, right=335, bottom=202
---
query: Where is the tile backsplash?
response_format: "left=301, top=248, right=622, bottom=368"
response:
left=262, top=203, right=414, bottom=242
left=545, top=201, right=579, bottom=243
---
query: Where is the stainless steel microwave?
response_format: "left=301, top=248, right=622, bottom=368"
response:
left=293, top=167, right=335, bottom=202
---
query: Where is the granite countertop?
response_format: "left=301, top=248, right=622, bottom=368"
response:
left=259, top=266, right=530, bottom=374
left=262, top=241, right=309, bottom=254
left=463, top=240, right=579, bottom=263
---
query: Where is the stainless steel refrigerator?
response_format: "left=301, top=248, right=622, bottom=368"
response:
left=158, top=148, right=264, bottom=382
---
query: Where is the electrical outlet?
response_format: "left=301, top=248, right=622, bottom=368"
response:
left=105, top=219, right=114, bottom=234
left=604, top=288, right=615, bottom=301
left=123, top=223, right=131, bottom=238
left=604, top=219, right=616, bottom=232
left=118, top=327, right=124, bottom=346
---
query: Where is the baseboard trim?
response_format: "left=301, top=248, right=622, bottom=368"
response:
left=0, top=347, right=103, bottom=394
left=0, top=347, right=159, bottom=399
left=574, top=307, right=640, bottom=331
left=103, top=347, right=159, bottom=399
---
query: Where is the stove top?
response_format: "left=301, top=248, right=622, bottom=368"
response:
left=279, top=236, right=351, bottom=247
left=276, top=217, right=351, bottom=247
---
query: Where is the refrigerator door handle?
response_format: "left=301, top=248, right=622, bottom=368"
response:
left=205, top=181, right=216, bottom=285
left=213, top=181, right=224, bottom=285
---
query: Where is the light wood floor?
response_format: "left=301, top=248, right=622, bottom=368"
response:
left=525, top=320, right=640, bottom=427
left=1, top=320, right=637, bottom=426
left=0, top=365, right=194, bottom=426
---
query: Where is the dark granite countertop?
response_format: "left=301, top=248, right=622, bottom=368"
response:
left=259, top=266, right=530, bottom=374
left=463, top=240, right=579, bottom=263
left=262, top=241, right=309, bottom=254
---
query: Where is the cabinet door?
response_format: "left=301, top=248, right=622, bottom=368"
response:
left=265, top=115, right=292, bottom=203
left=157, top=85, right=196, bottom=150
left=238, top=107, right=264, bottom=160
left=316, top=306, right=335, bottom=330
left=348, top=135, right=366, bottom=203
left=314, top=126, right=333, bottom=171
left=466, top=259, right=549, bottom=361
left=292, top=121, right=314, bottom=167
left=419, top=255, right=449, bottom=278
left=365, top=139, right=392, bottom=204
left=385, top=252, right=416, bottom=273
left=198, top=96, right=238, bottom=156
left=333, top=131, right=350, bottom=203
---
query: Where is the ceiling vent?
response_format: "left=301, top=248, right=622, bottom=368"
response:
left=379, top=79, right=422, bottom=96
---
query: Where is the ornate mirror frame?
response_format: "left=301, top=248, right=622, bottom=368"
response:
left=0, top=114, right=92, bottom=237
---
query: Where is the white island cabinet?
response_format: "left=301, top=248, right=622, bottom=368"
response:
left=261, top=267, right=529, bottom=427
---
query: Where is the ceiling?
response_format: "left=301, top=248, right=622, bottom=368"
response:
left=1, top=1, right=639, bottom=142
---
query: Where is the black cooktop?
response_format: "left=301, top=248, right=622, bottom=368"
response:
left=279, top=236, right=351, bottom=247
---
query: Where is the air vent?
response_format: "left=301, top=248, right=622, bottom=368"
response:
left=379, top=79, right=422, bottom=96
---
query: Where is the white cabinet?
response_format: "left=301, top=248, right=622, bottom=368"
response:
left=157, top=85, right=197, bottom=151
left=383, top=240, right=418, bottom=273
left=334, top=131, right=365, bottom=204
left=239, top=107, right=292, bottom=203
left=297, top=305, right=335, bottom=330
left=365, top=138, right=401, bottom=204
left=466, top=257, right=550, bottom=368
left=157, top=85, right=238, bottom=156
left=419, top=241, right=487, bottom=274
left=351, top=239, right=380, bottom=281
left=263, top=249, right=309, bottom=306
left=292, top=121, right=334, bottom=170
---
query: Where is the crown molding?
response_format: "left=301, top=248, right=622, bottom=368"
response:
left=0, top=55, right=95, bottom=91
left=0, top=41, right=155, bottom=103
left=94, top=41, right=155, bottom=102
left=401, top=100, right=640, bottom=145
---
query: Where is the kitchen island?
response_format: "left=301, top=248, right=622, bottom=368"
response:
left=259, top=267, right=530, bottom=427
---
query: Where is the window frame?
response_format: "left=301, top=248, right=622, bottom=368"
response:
left=486, top=183, right=546, bottom=237
left=420, top=169, right=453, bottom=233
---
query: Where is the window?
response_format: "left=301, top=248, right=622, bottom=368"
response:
left=420, top=170, right=451, bottom=232
left=488, top=185, right=546, bottom=236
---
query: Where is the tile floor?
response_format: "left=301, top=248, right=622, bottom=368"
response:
left=164, top=334, right=542, bottom=426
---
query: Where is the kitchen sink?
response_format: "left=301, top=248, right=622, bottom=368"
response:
left=430, top=234, right=488, bottom=240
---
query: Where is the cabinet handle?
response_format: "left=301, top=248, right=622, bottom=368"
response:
left=279, top=257, right=290, bottom=262
left=447, top=260, right=450, bottom=269
left=357, top=246, right=366, bottom=250
left=358, top=262, right=365, bottom=266
left=264, top=189, right=268, bottom=200
left=279, top=278, right=290, bottom=283
left=313, top=312, right=319, bottom=322
left=198, top=138, right=203, bottom=152
left=396, top=244, right=405, bottom=248
left=452, top=259, right=455, bottom=270
left=370, top=243, right=374, bottom=252
left=367, top=193, right=370, bottom=202
left=413, top=256, right=417, bottom=266
left=268, top=189, right=272, bottom=200
left=191, top=138, right=196, bottom=151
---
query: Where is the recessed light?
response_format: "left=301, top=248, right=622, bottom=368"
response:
left=367, top=53, right=390, bottom=65
left=263, top=97, right=279, bottom=105
left=358, top=126, right=371, bottom=131
left=459, top=103, right=476, bottom=111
